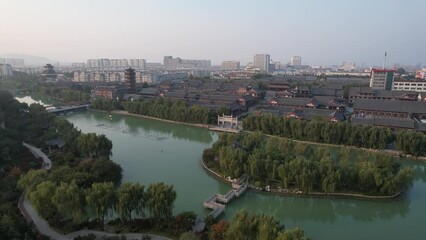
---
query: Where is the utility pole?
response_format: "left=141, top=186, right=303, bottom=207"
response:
left=383, top=51, right=387, bottom=70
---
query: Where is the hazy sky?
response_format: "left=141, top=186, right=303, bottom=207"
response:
left=1, top=0, right=425, bottom=66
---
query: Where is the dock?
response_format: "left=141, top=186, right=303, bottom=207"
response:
left=202, top=175, right=248, bottom=219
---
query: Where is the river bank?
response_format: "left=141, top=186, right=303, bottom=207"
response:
left=108, top=108, right=426, bottom=162
left=201, top=159, right=404, bottom=201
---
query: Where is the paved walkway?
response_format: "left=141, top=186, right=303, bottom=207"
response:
left=20, top=142, right=172, bottom=240
left=23, top=142, right=52, bottom=170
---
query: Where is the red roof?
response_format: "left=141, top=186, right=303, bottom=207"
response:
left=371, top=68, right=396, bottom=73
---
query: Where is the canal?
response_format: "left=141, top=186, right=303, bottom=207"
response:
left=64, top=110, right=426, bottom=240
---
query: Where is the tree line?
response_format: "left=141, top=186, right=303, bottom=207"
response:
left=18, top=173, right=176, bottom=226
left=35, top=85, right=90, bottom=102
left=91, top=97, right=230, bottom=125
left=203, top=132, right=413, bottom=196
left=202, top=210, right=307, bottom=240
left=243, top=114, right=426, bottom=157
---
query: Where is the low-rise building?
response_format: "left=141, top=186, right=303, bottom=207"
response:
left=353, top=98, right=426, bottom=120
left=94, top=85, right=128, bottom=100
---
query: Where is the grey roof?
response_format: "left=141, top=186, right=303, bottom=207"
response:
left=46, top=138, right=66, bottom=148
left=164, top=91, right=188, bottom=98
left=265, top=91, right=277, bottom=99
left=353, top=99, right=426, bottom=114
left=140, top=88, right=159, bottom=95
left=184, top=80, right=203, bottom=88
left=267, top=79, right=290, bottom=85
left=276, top=97, right=311, bottom=107
left=254, top=105, right=294, bottom=116
left=240, top=95, right=255, bottom=102
left=311, top=88, right=343, bottom=97
left=312, top=96, right=348, bottom=108
left=199, top=82, right=222, bottom=90
left=296, top=85, right=310, bottom=91
left=123, top=94, right=142, bottom=100
left=324, top=82, right=343, bottom=90
left=289, top=108, right=335, bottom=120
left=348, top=87, right=375, bottom=97
left=352, top=116, right=416, bottom=129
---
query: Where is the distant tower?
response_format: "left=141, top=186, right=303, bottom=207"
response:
left=41, top=64, right=57, bottom=81
left=125, top=68, right=136, bottom=93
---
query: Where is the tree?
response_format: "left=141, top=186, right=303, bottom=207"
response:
left=116, top=183, right=145, bottom=221
left=179, top=232, right=197, bottom=240
left=52, top=181, right=86, bottom=224
left=146, top=182, right=176, bottom=222
left=28, top=181, right=58, bottom=219
left=275, top=227, right=307, bottom=240
left=396, top=68, right=406, bottom=75
left=17, top=169, right=48, bottom=191
left=86, top=182, right=117, bottom=224
left=209, top=220, right=229, bottom=240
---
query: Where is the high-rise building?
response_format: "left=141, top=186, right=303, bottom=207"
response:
left=0, top=64, right=13, bottom=77
left=369, top=68, right=395, bottom=90
left=221, top=61, right=240, bottom=70
left=290, top=56, right=302, bottom=66
left=0, top=58, right=24, bottom=67
left=163, top=56, right=211, bottom=69
left=86, top=59, right=146, bottom=69
left=253, top=54, right=270, bottom=72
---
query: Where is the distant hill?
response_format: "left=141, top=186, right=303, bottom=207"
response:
left=0, top=53, right=67, bottom=66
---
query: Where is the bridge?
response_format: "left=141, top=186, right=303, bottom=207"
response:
left=47, top=104, right=89, bottom=114
left=202, top=175, right=248, bottom=219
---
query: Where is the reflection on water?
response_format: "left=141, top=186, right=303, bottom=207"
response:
left=226, top=191, right=410, bottom=224
left=86, top=111, right=214, bottom=144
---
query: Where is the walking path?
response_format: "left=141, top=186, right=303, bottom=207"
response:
left=20, top=142, right=172, bottom=240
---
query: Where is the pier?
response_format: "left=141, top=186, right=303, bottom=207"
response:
left=202, top=175, right=248, bottom=219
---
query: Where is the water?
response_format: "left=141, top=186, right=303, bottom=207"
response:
left=62, top=110, right=426, bottom=240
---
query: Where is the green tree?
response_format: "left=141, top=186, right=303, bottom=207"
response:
left=17, top=169, right=48, bottom=191
left=52, top=181, right=86, bottom=224
left=86, top=182, right=117, bottom=224
left=146, top=182, right=176, bottom=222
left=116, top=183, right=145, bottom=221
left=275, top=227, right=308, bottom=240
left=28, top=181, right=58, bottom=219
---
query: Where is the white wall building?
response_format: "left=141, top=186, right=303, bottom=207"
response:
left=0, top=64, right=13, bottom=77
left=290, top=56, right=302, bottom=66
left=393, top=80, right=426, bottom=92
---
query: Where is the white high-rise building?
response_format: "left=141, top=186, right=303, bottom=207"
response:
left=253, top=54, right=270, bottom=72
left=0, top=64, right=13, bottom=77
left=290, top=56, right=302, bottom=66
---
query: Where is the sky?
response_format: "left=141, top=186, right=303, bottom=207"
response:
left=0, top=0, right=425, bottom=66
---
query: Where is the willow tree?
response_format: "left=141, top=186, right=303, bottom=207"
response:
left=116, top=182, right=145, bottom=221
left=52, top=181, right=86, bottom=224
left=146, top=182, right=176, bottom=222
left=86, top=182, right=116, bottom=224
left=28, top=181, right=57, bottom=219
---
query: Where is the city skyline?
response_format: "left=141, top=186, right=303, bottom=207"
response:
left=0, top=0, right=425, bottom=66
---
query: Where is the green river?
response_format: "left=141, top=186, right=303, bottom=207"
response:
left=13, top=96, right=426, bottom=240
left=64, top=111, right=426, bottom=240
